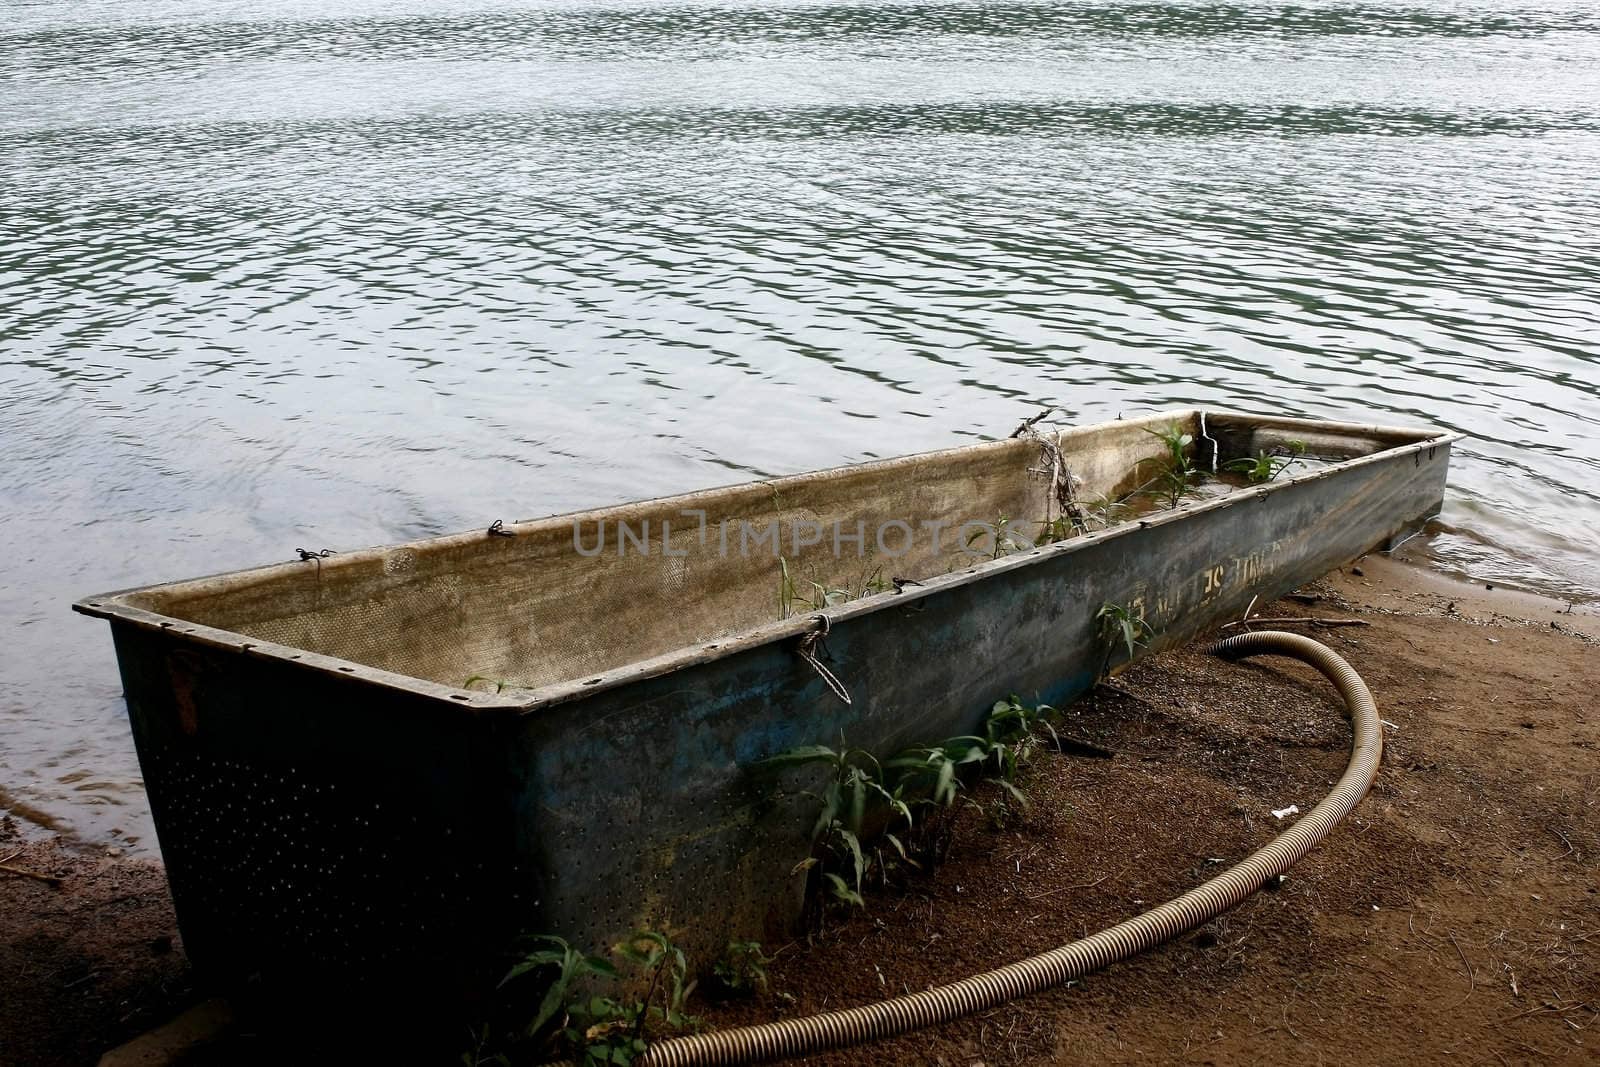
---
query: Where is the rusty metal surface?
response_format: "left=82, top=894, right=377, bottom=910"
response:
left=75, top=409, right=1455, bottom=998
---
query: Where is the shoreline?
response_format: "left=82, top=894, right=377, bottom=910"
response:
left=4, top=554, right=1596, bottom=1065
left=1359, top=541, right=1600, bottom=642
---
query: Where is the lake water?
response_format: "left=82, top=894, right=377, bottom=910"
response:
left=3, top=0, right=1598, bottom=849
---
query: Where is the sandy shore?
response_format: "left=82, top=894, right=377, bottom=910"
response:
left=4, top=555, right=1596, bottom=1065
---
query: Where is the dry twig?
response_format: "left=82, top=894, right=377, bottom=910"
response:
left=1025, top=871, right=1114, bottom=903
left=1448, top=930, right=1476, bottom=1006
left=1221, top=617, right=1371, bottom=630
left=0, top=859, right=62, bottom=886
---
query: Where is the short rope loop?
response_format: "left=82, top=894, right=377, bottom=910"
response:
left=795, top=615, right=851, bottom=706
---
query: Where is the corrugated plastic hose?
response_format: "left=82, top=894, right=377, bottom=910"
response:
left=642, top=630, right=1382, bottom=1067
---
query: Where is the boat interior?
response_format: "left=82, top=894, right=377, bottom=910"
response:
left=97, top=411, right=1441, bottom=694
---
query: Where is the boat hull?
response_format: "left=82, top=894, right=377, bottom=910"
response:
left=78, top=411, right=1454, bottom=998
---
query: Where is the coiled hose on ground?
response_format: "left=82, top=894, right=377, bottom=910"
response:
left=642, top=630, right=1383, bottom=1067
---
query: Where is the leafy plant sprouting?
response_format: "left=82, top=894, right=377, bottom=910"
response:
left=1138, top=422, right=1199, bottom=509
left=1037, top=494, right=1134, bottom=543
left=616, top=931, right=698, bottom=1035
left=1224, top=440, right=1307, bottom=484
left=983, top=696, right=1059, bottom=781
left=1096, top=601, right=1156, bottom=681
left=778, top=560, right=895, bottom=620
left=973, top=695, right=1063, bottom=825
left=885, top=737, right=988, bottom=810
left=778, top=556, right=801, bottom=619
left=1096, top=494, right=1135, bottom=527
left=760, top=741, right=913, bottom=909
left=499, top=935, right=617, bottom=1048
left=496, top=930, right=698, bottom=1067
left=780, top=556, right=839, bottom=617
left=768, top=691, right=1077, bottom=916
left=1036, top=515, right=1076, bottom=545
left=804, top=579, right=856, bottom=611
left=967, top=514, right=1038, bottom=560
left=711, top=940, right=773, bottom=999
left=857, top=565, right=893, bottom=597
left=1083, top=494, right=1134, bottom=532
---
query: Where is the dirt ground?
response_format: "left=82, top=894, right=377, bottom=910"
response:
left=3, top=555, right=1596, bottom=1065
left=0, top=821, right=190, bottom=1066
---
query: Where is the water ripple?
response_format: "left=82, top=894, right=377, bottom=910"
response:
left=7, top=3, right=1600, bottom=77
left=3, top=0, right=1599, bottom=848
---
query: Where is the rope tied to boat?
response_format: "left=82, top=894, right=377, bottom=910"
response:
left=294, top=547, right=335, bottom=588
left=795, top=614, right=851, bottom=707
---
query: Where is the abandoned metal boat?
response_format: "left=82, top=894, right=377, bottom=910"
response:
left=74, top=409, right=1455, bottom=996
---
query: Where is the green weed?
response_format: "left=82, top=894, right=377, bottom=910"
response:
left=778, top=556, right=801, bottom=619
left=761, top=741, right=912, bottom=909
left=710, top=940, right=773, bottom=999
left=616, top=931, right=698, bottom=1035
left=1096, top=601, right=1156, bottom=680
left=1036, top=515, right=1077, bottom=545
left=1224, top=440, right=1307, bottom=484
left=983, top=696, right=1058, bottom=780
left=498, top=935, right=616, bottom=1053
left=966, top=515, right=1037, bottom=560
left=494, top=930, right=698, bottom=1067
left=1137, top=423, right=1199, bottom=508
left=967, top=790, right=1025, bottom=831
left=885, top=736, right=985, bottom=810
left=1088, top=494, right=1134, bottom=529
left=778, top=560, right=897, bottom=619
left=779, top=556, right=848, bottom=617
left=1036, top=495, right=1134, bottom=543
left=770, top=694, right=1070, bottom=913
left=858, top=565, right=893, bottom=597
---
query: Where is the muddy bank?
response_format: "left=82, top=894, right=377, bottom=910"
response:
left=3, top=557, right=1596, bottom=1065
left=0, top=822, right=189, bottom=1066
left=702, top=557, right=1598, bottom=1064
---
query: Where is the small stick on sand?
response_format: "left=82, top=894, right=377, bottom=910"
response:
left=1447, top=930, right=1476, bottom=1006
left=1025, top=870, right=1118, bottom=902
left=0, top=850, right=63, bottom=886
left=1221, top=617, right=1371, bottom=630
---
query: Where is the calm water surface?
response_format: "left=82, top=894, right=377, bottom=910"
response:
left=3, top=0, right=1598, bottom=848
